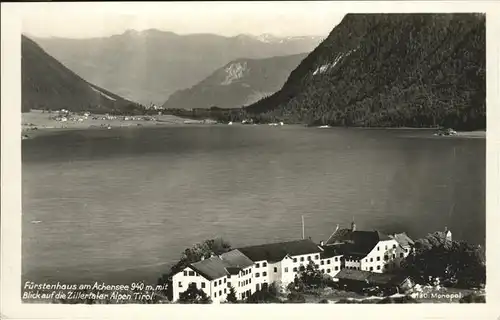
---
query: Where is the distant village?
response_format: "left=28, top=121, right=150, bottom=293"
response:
left=172, top=223, right=455, bottom=303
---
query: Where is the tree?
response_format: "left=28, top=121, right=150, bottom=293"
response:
left=400, top=231, right=485, bottom=289
left=294, top=261, right=331, bottom=290
left=178, top=283, right=212, bottom=304
left=157, top=238, right=232, bottom=301
left=226, top=286, right=237, bottom=303
left=246, top=284, right=282, bottom=304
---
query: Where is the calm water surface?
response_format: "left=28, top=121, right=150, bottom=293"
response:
left=22, top=125, right=485, bottom=284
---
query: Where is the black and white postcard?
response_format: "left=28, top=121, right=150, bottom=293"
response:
left=1, top=1, right=499, bottom=319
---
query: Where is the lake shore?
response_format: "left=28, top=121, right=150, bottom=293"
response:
left=21, top=111, right=211, bottom=139
left=22, top=111, right=486, bottom=140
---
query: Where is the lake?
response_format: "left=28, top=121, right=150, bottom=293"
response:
left=22, top=125, right=485, bottom=285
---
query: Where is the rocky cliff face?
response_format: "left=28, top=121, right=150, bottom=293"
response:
left=245, top=14, right=486, bottom=130
left=163, top=53, right=307, bottom=109
left=33, top=31, right=323, bottom=105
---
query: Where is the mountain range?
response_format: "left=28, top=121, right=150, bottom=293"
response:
left=243, top=13, right=486, bottom=130
left=31, top=31, right=324, bottom=105
left=162, top=53, right=307, bottom=109
left=22, top=35, right=136, bottom=113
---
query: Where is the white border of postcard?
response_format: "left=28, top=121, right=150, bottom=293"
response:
left=2, top=1, right=500, bottom=320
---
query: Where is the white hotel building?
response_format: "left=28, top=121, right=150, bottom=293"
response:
left=172, top=222, right=417, bottom=303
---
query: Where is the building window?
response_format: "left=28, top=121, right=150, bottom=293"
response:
left=327, top=268, right=331, bottom=273
left=393, top=244, right=397, bottom=249
left=293, top=267, right=297, bottom=272
left=219, top=279, right=222, bottom=285
left=370, top=258, right=373, bottom=262
left=335, top=257, right=338, bottom=262
left=224, top=278, right=226, bottom=283
left=255, top=263, right=260, bottom=268
left=228, top=282, right=231, bottom=287
left=370, top=267, right=373, bottom=271
left=263, top=262, right=267, bottom=267
left=274, top=267, right=278, bottom=272
left=321, top=261, right=324, bottom=265
left=377, top=265, right=381, bottom=270
left=335, top=266, right=339, bottom=271
left=315, top=264, right=319, bottom=268
left=307, top=256, right=311, bottom=261
left=315, top=255, right=319, bottom=260
left=178, top=282, right=182, bottom=287
left=327, top=259, right=331, bottom=264
left=183, top=271, right=187, bottom=276
left=300, top=257, right=304, bottom=262
left=284, top=267, right=289, bottom=272
left=384, top=264, right=389, bottom=270
left=299, top=265, right=305, bottom=271
left=201, top=283, right=205, bottom=288
left=377, top=256, right=381, bottom=261
left=263, top=272, right=267, bottom=276
left=377, top=246, right=380, bottom=251
left=214, top=292, right=217, bottom=298
left=214, top=282, right=217, bottom=287
left=384, top=255, right=388, bottom=261
left=255, top=273, right=260, bottom=278
left=224, top=289, right=226, bottom=294
left=249, top=278, right=252, bottom=284
left=293, top=258, right=297, bottom=263
left=189, top=271, right=195, bottom=276
left=400, top=253, right=404, bottom=258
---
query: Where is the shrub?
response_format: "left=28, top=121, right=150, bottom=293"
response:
left=287, top=292, right=306, bottom=303
left=459, top=293, right=486, bottom=303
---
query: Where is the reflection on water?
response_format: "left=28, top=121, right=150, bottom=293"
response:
left=22, top=126, right=485, bottom=284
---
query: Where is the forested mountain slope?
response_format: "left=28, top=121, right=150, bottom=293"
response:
left=245, top=14, right=486, bottom=130
left=33, top=31, right=323, bottom=105
left=22, top=36, right=138, bottom=113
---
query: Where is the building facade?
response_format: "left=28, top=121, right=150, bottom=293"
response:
left=172, top=225, right=416, bottom=303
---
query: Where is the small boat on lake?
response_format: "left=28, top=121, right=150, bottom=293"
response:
left=434, top=128, right=458, bottom=136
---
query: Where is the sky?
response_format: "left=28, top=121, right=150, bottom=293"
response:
left=20, top=2, right=346, bottom=39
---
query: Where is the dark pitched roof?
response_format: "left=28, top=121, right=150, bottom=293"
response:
left=188, top=249, right=253, bottom=281
left=320, top=245, right=343, bottom=259
left=190, top=256, right=228, bottom=281
left=367, top=273, right=409, bottom=286
left=335, top=269, right=410, bottom=286
left=237, top=239, right=322, bottom=263
left=325, top=228, right=352, bottom=245
left=325, top=229, right=392, bottom=256
left=334, top=269, right=372, bottom=281
left=220, top=249, right=254, bottom=269
left=391, top=233, right=415, bottom=248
